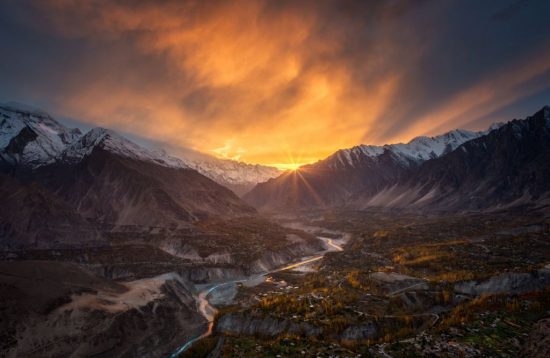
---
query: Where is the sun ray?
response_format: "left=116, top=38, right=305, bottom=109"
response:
left=292, top=167, right=327, bottom=208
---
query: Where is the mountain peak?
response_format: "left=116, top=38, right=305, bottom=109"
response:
left=70, top=126, right=127, bottom=151
left=0, top=102, right=280, bottom=193
left=62, top=127, right=187, bottom=168
left=245, top=106, right=550, bottom=211
left=327, top=127, right=484, bottom=169
left=86, top=126, right=118, bottom=138
left=0, top=104, right=81, bottom=167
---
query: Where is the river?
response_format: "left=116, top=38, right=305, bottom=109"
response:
left=169, top=236, right=344, bottom=357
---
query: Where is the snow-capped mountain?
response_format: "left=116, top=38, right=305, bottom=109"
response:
left=0, top=102, right=81, bottom=167
left=0, top=103, right=257, bottom=237
left=61, top=127, right=187, bottom=168
left=0, top=103, right=186, bottom=170
left=59, top=127, right=279, bottom=195
left=0, top=102, right=279, bottom=194
left=350, top=105, right=550, bottom=211
left=244, top=108, right=548, bottom=211
left=326, top=129, right=486, bottom=169
left=62, top=128, right=280, bottom=195
left=174, top=151, right=281, bottom=196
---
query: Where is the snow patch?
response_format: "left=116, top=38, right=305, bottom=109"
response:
left=328, top=125, right=503, bottom=169
left=62, top=127, right=188, bottom=169
left=0, top=104, right=81, bottom=166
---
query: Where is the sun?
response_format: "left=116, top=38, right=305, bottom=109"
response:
left=272, top=162, right=306, bottom=171
left=268, top=145, right=314, bottom=171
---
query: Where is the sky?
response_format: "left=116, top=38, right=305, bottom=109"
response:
left=1, top=0, right=549, bottom=169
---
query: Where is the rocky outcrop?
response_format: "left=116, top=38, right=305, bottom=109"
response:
left=340, top=323, right=378, bottom=341
left=454, top=268, right=550, bottom=296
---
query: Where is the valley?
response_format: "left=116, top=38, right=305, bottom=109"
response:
left=0, top=216, right=327, bottom=357
left=2, top=1, right=550, bottom=356
left=183, top=209, right=549, bottom=357
left=170, top=234, right=344, bottom=357
left=0, top=104, right=549, bottom=357
left=8, top=207, right=548, bottom=357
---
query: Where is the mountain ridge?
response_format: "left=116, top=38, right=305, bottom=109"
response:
left=0, top=103, right=259, bottom=248
left=244, top=106, right=550, bottom=212
left=0, top=102, right=279, bottom=193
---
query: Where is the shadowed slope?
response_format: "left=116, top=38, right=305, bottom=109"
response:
left=245, top=107, right=550, bottom=212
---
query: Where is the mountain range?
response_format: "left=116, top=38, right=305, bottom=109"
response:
left=170, top=148, right=281, bottom=196
left=3, top=101, right=549, bottom=229
left=245, top=106, right=550, bottom=212
left=1, top=102, right=549, bottom=357
left=0, top=102, right=280, bottom=195
left=0, top=101, right=324, bottom=285
left=0, top=103, right=259, bottom=248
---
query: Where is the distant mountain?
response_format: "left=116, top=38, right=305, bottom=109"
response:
left=244, top=107, right=550, bottom=212
left=61, top=127, right=188, bottom=168
left=354, top=106, right=550, bottom=211
left=173, top=149, right=281, bottom=196
left=0, top=102, right=279, bottom=195
left=0, top=103, right=255, bottom=248
left=325, top=128, right=495, bottom=170
left=245, top=126, right=491, bottom=210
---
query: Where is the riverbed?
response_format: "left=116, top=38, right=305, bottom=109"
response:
left=169, top=235, right=345, bottom=357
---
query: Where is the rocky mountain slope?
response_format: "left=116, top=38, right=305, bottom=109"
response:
left=0, top=103, right=322, bottom=284
left=0, top=261, right=204, bottom=357
left=354, top=106, right=550, bottom=211
left=0, top=173, right=105, bottom=250
left=37, top=145, right=256, bottom=228
left=245, top=106, right=550, bottom=212
left=245, top=126, right=491, bottom=210
left=0, top=103, right=257, bottom=248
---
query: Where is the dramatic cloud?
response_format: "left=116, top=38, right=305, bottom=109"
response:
left=1, top=0, right=549, bottom=167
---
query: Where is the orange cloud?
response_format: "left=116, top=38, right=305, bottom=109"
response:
left=14, top=1, right=549, bottom=167
left=27, top=0, right=407, bottom=166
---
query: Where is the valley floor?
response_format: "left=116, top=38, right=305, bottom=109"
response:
left=1, top=208, right=549, bottom=357
left=182, top=208, right=550, bottom=357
